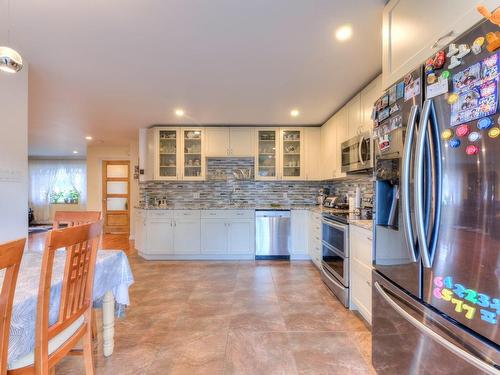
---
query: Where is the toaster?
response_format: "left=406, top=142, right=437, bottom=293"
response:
left=323, top=195, right=348, bottom=209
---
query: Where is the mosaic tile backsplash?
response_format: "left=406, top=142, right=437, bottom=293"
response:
left=139, top=158, right=374, bottom=208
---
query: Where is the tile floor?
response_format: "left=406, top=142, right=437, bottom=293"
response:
left=56, top=234, right=375, bottom=374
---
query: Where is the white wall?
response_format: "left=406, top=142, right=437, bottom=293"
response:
left=86, top=142, right=139, bottom=236
left=0, top=67, right=29, bottom=243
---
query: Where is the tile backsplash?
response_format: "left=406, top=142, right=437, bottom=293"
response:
left=139, top=158, right=374, bottom=208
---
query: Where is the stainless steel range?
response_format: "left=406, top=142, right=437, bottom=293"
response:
left=321, top=210, right=350, bottom=307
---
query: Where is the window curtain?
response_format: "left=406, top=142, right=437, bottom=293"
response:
left=28, top=159, right=87, bottom=224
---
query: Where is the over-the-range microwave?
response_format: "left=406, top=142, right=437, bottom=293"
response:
left=340, top=132, right=373, bottom=173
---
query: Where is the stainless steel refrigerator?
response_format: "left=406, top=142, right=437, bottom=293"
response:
left=372, top=18, right=500, bottom=374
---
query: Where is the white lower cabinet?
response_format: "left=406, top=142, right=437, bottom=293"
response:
left=138, top=209, right=254, bottom=259
left=349, top=224, right=373, bottom=325
left=173, top=218, right=201, bottom=254
left=201, top=219, right=228, bottom=254
left=148, top=219, right=174, bottom=254
left=290, top=210, right=310, bottom=260
left=308, top=211, right=322, bottom=268
left=227, top=219, right=254, bottom=254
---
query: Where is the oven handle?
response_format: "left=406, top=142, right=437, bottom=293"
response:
left=322, top=266, right=347, bottom=289
left=321, top=218, right=347, bottom=232
left=321, top=241, right=346, bottom=259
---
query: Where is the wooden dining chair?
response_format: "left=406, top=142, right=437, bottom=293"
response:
left=52, top=211, right=101, bottom=230
left=8, top=221, right=102, bottom=375
left=52, top=211, right=102, bottom=341
left=0, top=239, right=25, bottom=375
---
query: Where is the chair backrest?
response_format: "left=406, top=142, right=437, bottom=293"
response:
left=52, top=211, right=101, bottom=229
left=35, top=221, right=102, bottom=362
left=0, top=239, right=25, bottom=375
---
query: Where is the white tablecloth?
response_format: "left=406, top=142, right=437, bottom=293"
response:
left=4, top=249, right=134, bottom=367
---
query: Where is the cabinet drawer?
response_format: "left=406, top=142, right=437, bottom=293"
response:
left=174, top=210, right=201, bottom=218
left=201, top=210, right=227, bottom=218
left=350, top=258, right=372, bottom=323
left=350, top=226, right=373, bottom=267
left=149, top=210, right=174, bottom=219
left=227, top=210, right=254, bottom=219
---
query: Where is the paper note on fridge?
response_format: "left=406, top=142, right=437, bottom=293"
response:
left=426, top=79, right=449, bottom=99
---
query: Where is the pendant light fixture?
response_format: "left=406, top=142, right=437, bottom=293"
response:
left=0, top=0, right=23, bottom=73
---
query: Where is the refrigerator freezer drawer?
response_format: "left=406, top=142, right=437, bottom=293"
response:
left=372, top=271, right=499, bottom=375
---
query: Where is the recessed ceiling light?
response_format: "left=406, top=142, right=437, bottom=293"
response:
left=335, top=24, right=352, bottom=42
left=73, top=150, right=79, bottom=154
left=290, top=109, right=300, bottom=117
left=175, top=109, right=185, bottom=117
left=85, top=136, right=93, bottom=140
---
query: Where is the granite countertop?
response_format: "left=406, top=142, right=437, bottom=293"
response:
left=135, top=204, right=374, bottom=231
left=134, top=204, right=320, bottom=211
left=349, top=219, right=373, bottom=231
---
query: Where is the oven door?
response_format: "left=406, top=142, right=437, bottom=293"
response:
left=321, top=217, right=348, bottom=257
left=322, top=242, right=348, bottom=287
left=341, top=134, right=372, bottom=173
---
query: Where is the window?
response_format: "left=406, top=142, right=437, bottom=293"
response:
left=29, top=159, right=87, bottom=223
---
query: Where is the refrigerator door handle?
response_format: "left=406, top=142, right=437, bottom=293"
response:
left=374, top=281, right=499, bottom=375
left=401, top=104, right=419, bottom=262
left=414, top=99, right=432, bottom=268
left=427, top=100, right=443, bottom=265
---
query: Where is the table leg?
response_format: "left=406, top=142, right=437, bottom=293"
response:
left=102, top=291, right=115, bottom=357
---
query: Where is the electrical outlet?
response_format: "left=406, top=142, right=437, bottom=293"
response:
left=283, top=192, right=288, bottom=199
left=193, top=192, right=200, bottom=199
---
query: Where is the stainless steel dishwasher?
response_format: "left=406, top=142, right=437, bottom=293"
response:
left=255, top=210, right=291, bottom=260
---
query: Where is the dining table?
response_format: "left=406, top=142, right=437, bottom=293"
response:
left=5, top=232, right=134, bottom=368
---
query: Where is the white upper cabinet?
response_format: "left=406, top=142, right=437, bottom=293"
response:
left=155, top=128, right=181, bottom=180
left=255, top=128, right=280, bottom=180
left=205, top=128, right=230, bottom=157
left=280, top=128, right=305, bottom=180
left=360, top=75, right=382, bottom=133
left=229, top=128, right=255, bottom=157
left=346, top=94, right=362, bottom=139
left=334, top=108, right=347, bottom=179
left=305, top=127, right=322, bottom=181
left=181, top=128, right=205, bottom=180
left=320, top=115, right=336, bottom=180
left=205, top=127, right=255, bottom=157
left=139, top=128, right=155, bottom=182
left=382, top=0, right=497, bottom=88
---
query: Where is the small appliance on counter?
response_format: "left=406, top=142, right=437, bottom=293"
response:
left=316, top=188, right=330, bottom=205
left=323, top=194, right=348, bottom=209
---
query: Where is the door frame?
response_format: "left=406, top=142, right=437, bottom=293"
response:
left=102, top=160, right=130, bottom=234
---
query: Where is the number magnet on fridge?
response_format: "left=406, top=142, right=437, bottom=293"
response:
left=468, top=132, right=481, bottom=142
left=465, top=145, right=479, bottom=155
left=477, top=117, right=493, bottom=130
left=456, top=44, right=471, bottom=58
left=447, top=93, right=459, bottom=104
left=449, top=138, right=461, bottom=148
left=456, top=124, right=470, bottom=137
left=441, top=129, right=453, bottom=140
left=485, top=32, right=500, bottom=53
left=447, top=43, right=459, bottom=57
left=448, top=55, right=461, bottom=70
left=488, top=127, right=500, bottom=138
left=472, top=37, right=485, bottom=55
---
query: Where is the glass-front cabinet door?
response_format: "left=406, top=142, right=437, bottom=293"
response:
left=281, top=128, right=304, bottom=180
left=256, top=129, right=279, bottom=180
left=181, top=128, right=205, bottom=180
left=156, top=128, right=180, bottom=180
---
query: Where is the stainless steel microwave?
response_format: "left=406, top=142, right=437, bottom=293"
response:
left=341, top=133, right=373, bottom=173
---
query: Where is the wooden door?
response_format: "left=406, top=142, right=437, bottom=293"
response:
left=102, top=161, right=130, bottom=234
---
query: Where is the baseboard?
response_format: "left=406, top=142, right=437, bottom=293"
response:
left=138, top=252, right=255, bottom=261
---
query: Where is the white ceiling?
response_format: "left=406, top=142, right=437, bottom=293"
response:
left=3, top=0, right=384, bottom=156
